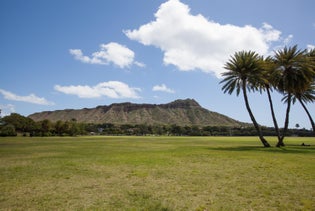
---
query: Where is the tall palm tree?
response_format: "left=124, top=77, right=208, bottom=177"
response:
left=260, top=56, right=282, bottom=143
left=303, top=48, right=315, bottom=132
left=220, top=51, right=271, bottom=147
left=273, top=45, right=314, bottom=147
left=282, top=82, right=315, bottom=133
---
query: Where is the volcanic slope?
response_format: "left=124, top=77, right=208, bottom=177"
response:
left=29, top=99, right=245, bottom=126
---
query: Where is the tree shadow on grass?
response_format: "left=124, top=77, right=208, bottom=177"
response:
left=207, top=145, right=315, bottom=154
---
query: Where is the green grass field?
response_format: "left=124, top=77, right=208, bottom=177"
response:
left=0, top=136, right=314, bottom=210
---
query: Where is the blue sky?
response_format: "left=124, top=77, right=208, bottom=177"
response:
left=1, top=0, right=314, bottom=129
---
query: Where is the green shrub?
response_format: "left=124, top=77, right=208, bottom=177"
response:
left=0, top=124, right=17, bottom=136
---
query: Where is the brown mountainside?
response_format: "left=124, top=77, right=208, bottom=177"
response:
left=28, top=99, right=245, bottom=126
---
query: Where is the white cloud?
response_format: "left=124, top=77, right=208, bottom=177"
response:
left=283, top=34, right=293, bottom=45
left=134, top=61, right=146, bottom=68
left=69, top=42, right=144, bottom=68
left=152, top=84, right=175, bottom=93
left=0, top=89, right=54, bottom=105
left=0, top=104, right=15, bottom=116
left=54, top=81, right=141, bottom=99
left=69, top=49, right=92, bottom=63
left=307, top=44, right=315, bottom=51
left=125, top=0, right=282, bottom=78
left=271, top=34, right=294, bottom=53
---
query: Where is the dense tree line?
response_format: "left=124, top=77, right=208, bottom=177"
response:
left=0, top=113, right=86, bottom=137
left=0, top=113, right=313, bottom=137
left=221, top=45, right=315, bottom=147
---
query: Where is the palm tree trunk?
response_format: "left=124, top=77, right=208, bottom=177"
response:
left=278, top=93, right=292, bottom=147
left=242, top=81, right=270, bottom=147
left=298, top=98, right=315, bottom=133
left=266, top=87, right=281, bottom=143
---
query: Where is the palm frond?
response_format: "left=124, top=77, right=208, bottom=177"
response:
left=273, top=45, right=315, bottom=94
left=220, top=50, right=266, bottom=96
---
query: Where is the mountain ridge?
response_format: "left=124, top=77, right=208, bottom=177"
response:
left=28, top=99, right=246, bottom=126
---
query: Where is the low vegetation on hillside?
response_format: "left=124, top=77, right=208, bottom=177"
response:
left=1, top=113, right=313, bottom=137
left=28, top=99, right=244, bottom=126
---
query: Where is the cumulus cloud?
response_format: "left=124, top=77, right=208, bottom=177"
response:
left=152, top=84, right=175, bottom=93
left=54, top=81, right=141, bottom=99
left=125, top=0, right=282, bottom=77
left=0, top=89, right=54, bottom=105
left=69, top=42, right=144, bottom=68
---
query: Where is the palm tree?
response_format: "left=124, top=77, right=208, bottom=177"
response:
left=304, top=48, right=315, bottom=132
left=220, top=51, right=271, bottom=147
left=273, top=45, right=314, bottom=147
left=282, top=82, right=315, bottom=133
left=260, top=56, right=282, bottom=143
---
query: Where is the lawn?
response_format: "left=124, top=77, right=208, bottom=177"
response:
left=0, top=136, right=314, bottom=210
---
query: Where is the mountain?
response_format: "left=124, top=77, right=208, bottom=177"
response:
left=28, top=99, right=246, bottom=126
